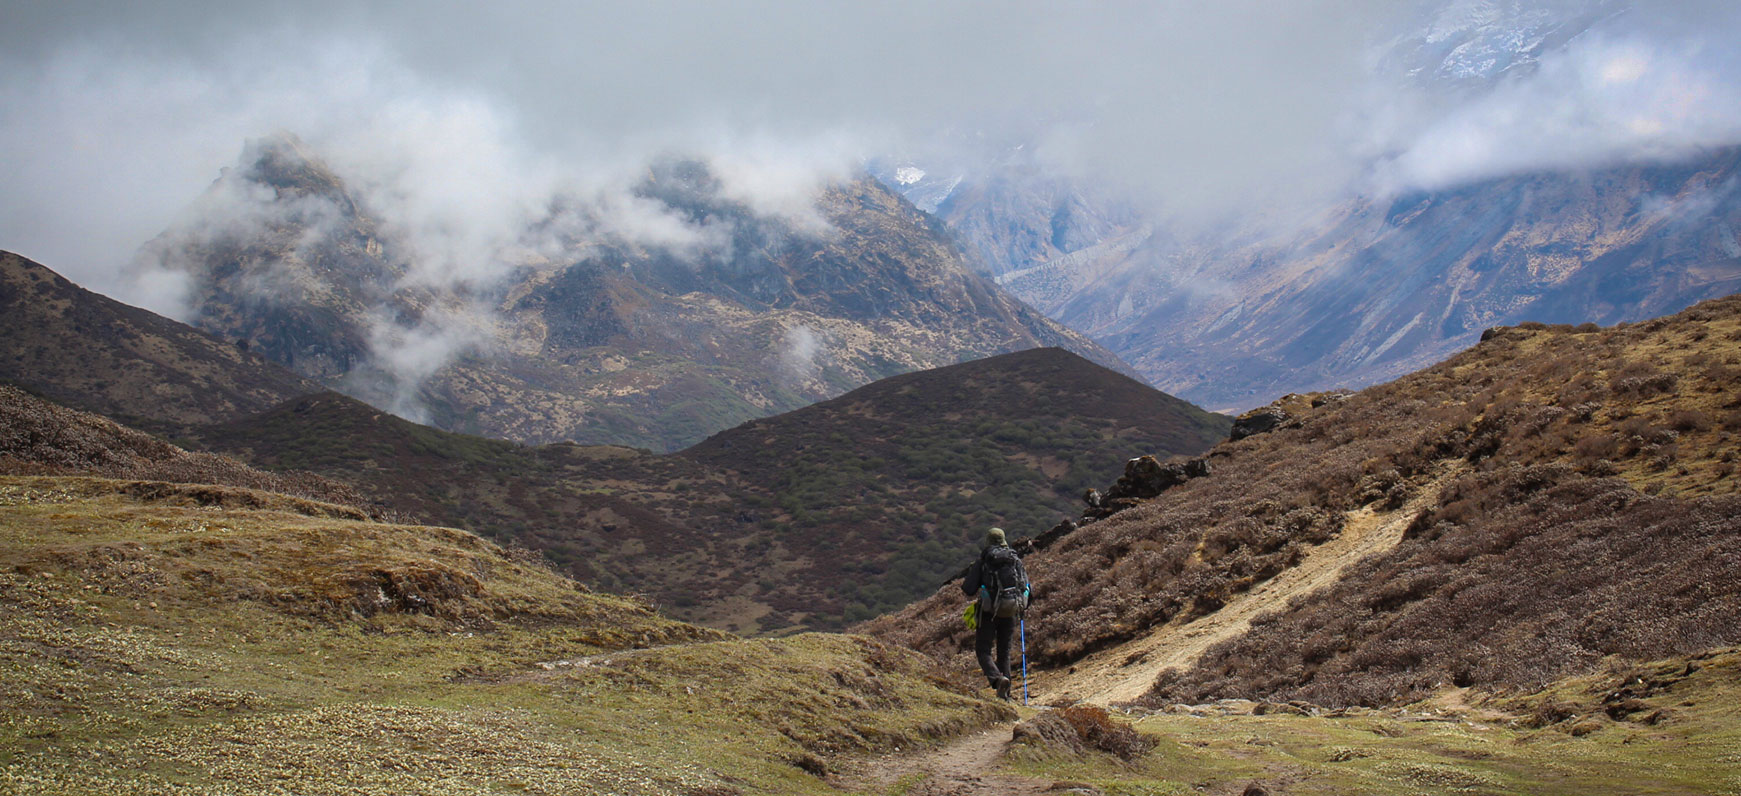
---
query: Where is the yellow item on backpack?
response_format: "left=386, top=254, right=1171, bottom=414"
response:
left=963, top=600, right=980, bottom=631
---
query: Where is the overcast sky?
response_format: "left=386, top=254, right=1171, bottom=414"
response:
left=3, top=0, right=1739, bottom=306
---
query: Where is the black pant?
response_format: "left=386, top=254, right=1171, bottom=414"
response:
left=976, top=615, right=1016, bottom=685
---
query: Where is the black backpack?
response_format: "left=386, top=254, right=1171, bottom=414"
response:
left=979, top=546, right=1029, bottom=619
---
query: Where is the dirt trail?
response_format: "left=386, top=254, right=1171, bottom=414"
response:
left=1034, top=465, right=1463, bottom=707
left=837, top=726, right=1053, bottom=796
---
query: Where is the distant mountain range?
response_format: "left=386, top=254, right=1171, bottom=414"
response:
left=1054, top=149, right=1741, bottom=411
left=872, top=4, right=1740, bottom=413
left=881, top=145, right=1741, bottom=414
left=136, top=134, right=1127, bottom=451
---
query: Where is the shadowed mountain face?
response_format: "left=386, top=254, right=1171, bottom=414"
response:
left=139, top=135, right=1128, bottom=451
left=0, top=251, right=318, bottom=429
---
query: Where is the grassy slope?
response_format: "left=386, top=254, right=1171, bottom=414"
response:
left=871, top=294, right=1741, bottom=706
left=0, top=384, right=370, bottom=515
left=4, top=474, right=1734, bottom=795
left=0, top=475, right=1009, bottom=795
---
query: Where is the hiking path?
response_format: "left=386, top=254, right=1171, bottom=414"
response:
left=836, top=724, right=1052, bottom=796
left=1032, top=464, right=1463, bottom=706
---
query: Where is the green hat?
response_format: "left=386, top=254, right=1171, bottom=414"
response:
left=985, top=527, right=1006, bottom=547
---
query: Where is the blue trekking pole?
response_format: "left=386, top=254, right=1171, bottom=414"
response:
left=1020, top=615, right=1029, bottom=706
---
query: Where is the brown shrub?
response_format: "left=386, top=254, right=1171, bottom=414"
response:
left=1668, top=410, right=1712, bottom=433
left=1057, top=705, right=1156, bottom=761
left=1143, top=472, right=1741, bottom=708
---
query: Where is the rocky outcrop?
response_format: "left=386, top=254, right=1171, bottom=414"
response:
left=1230, top=406, right=1289, bottom=441
left=998, top=451, right=1215, bottom=565
left=1230, top=391, right=1353, bottom=441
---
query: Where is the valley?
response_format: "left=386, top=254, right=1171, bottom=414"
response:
left=1, top=250, right=1230, bottom=634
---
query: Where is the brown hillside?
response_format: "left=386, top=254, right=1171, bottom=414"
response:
left=0, top=251, right=319, bottom=428
left=185, top=348, right=1223, bottom=634
left=869, top=294, right=1741, bottom=706
left=0, top=384, right=370, bottom=516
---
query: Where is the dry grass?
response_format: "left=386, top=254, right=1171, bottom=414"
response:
left=872, top=294, right=1741, bottom=708
left=1006, top=648, right=1741, bottom=796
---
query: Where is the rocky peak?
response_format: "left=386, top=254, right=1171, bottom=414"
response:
left=236, top=131, right=354, bottom=208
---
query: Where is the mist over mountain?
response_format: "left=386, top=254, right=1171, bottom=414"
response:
left=979, top=147, right=1741, bottom=411
left=136, top=134, right=1116, bottom=449
left=861, top=3, right=1741, bottom=411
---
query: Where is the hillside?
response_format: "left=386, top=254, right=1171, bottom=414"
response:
left=0, top=384, right=368, bottom=514
left=6, top=323, right=1739, bottom=796
left=682, top=347, right=1231, bottom=624
left=0, top=472, right=1014, bottom=794
left=870, top=295, right=1741, bottom=710
left=0, top=248, right=1223, bottom=634
left=0, top=251, right=318, bottom=428
left=140, top=134, right=1127, bottom=451
left=189, top=348, right=1226, bottom=634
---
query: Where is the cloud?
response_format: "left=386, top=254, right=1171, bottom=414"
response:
left=0, top=2, right=1398, bottom=289
left=1375, top=5, right=1741, bottom=193
left=778, top=324, right=824, bottom=388
left=351, top=303, right=493, bottom=423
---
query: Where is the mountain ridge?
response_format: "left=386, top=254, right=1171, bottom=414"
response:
left=0, top=250, right=320, bottom=429
left=140, top=135, right=1132, bottom=451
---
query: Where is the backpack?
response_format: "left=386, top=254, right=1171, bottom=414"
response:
left=978, top=546, right=1029, bottom=619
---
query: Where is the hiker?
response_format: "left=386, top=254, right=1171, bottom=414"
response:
left=961, top=527, right=1029, bottom=699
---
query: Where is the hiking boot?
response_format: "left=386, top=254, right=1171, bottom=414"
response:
left=995, top=676, right=1012, bottom=700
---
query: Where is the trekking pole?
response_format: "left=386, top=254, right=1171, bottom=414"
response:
left=1020, top=615, right=1029, bottom=706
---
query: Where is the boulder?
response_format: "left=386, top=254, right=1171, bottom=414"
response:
left=1230, top=406, right=1289, bottom=441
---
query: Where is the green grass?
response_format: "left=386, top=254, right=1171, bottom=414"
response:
left=0, top=476, right=1010, bottom=795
